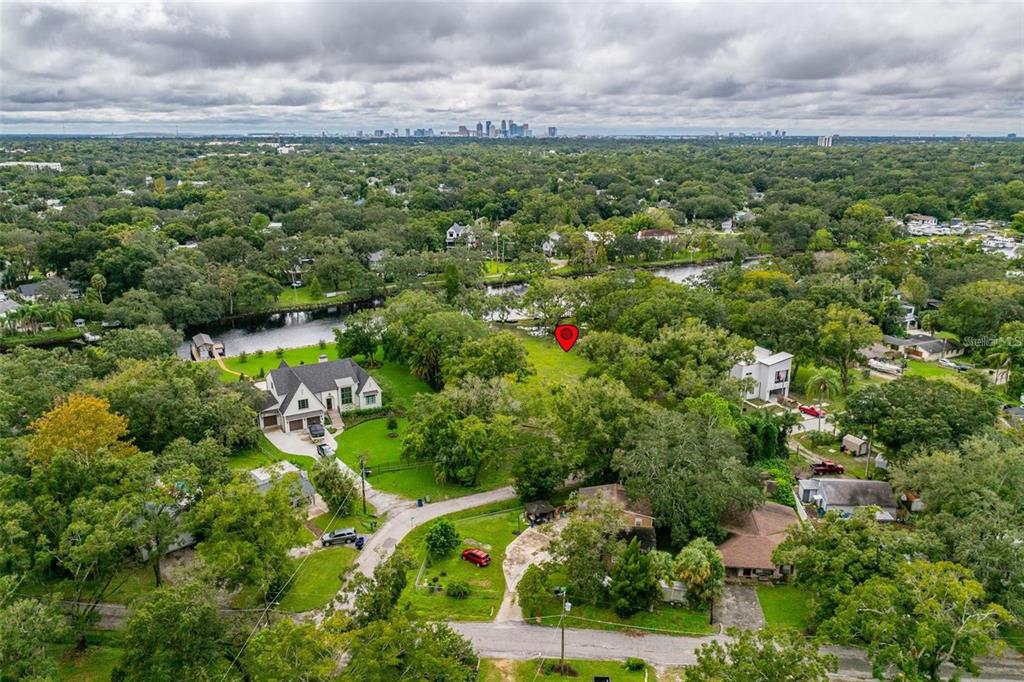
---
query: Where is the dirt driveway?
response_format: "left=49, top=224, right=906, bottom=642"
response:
left=494, top=520, right=563, bottom=622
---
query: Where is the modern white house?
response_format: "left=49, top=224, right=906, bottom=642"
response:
left=259, top=357, right=382, bottom=432
left=542, top=231, right=562, bottom=257
left=731, top=346, right=793, bottom=402
left=446, top=222, right=476, bottom=248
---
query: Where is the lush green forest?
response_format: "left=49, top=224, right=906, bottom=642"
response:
left=2, top=138, right=1023, bottom=681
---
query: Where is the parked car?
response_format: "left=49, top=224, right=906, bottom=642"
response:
left=316, top=443, right=335, bottom=458
left=322, top=528, right=358, bottom=547
left=811, top=460, right=845, bottom=475
left=799, top=404, right=826, bottom=418
left=291, top=281, right=303, bottom=288
left=461, top=548, right=491, bottom=567
left=308, top=422, right=326, bottom=443
left=938, top=358, right=958, bottom=369
left=354, top=536, right=365, bottom=551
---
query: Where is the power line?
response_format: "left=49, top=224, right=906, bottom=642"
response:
left=219, top=472, right=358, bottom=680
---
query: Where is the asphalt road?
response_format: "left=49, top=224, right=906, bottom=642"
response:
left=452, top=621, right=1024, bottom=681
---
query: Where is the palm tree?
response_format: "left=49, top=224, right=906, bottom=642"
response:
left=48, top=302, right=73, bottom=329
left=804, top=366, right=842, bottom=432
left=22, top=304, right=44, bottom=333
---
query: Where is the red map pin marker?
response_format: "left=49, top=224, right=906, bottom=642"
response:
left=554, top=324, right=580, bottom=352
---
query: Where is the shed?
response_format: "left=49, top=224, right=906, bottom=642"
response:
left=842, top=434, right=869, bottom=456
left=524, top=500, right=555, bottom=525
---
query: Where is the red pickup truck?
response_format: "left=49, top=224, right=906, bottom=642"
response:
left=811, top=460, right=845, bottom=475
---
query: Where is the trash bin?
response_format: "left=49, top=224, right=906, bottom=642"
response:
left=417, top=498, right=423, bottom=507
left=425, top=495, right=431, bottom=504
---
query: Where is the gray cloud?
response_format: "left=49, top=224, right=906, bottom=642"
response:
left=1, top=1, right=1021, bottom=135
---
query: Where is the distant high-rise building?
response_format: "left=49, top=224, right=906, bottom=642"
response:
left=547, top=126, right=557, bottom=137
left=476, top=122, right=483, bottom=137
left=500, top=119, right=507, bottom=136
left=485, top=120, right=492, bottom=136
left=405, top=128, right=410, bottom=137
left=458, top=125, right=470, bottom=137
left=817, top=135, right=834, bottom=147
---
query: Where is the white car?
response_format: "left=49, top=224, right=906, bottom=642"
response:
left=938, top=358, right=958, bottom=369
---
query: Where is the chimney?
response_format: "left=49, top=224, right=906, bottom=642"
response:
left=318, top=354, right=329, bottom=363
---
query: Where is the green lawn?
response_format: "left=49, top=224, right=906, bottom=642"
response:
left=400, top=504, right=523, bottom=621
left=485, top=260, right=510, bottom=276
left=276, top=546, right=358, bottom=612
left=312, top=502, right=379, bottom=534
left=1002, top=623, right=1024, bottom=655
left=904, top=359, right=958, bottom=379
left=519, top=333, right=592, bottom=387
left=479, top=658, right=655, bottom=681
left=757, top=584, right=813, bottom=632
left=335, top=417, right=508, bottom=501
left=229, top=433, right=316, bottom=472
left=57, top=645, right=123, bottom=681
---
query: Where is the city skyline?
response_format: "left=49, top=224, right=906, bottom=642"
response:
left=2, top=1, right=1022, bottom=136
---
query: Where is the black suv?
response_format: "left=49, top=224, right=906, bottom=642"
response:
left=321, top=528, right=358, bottom=547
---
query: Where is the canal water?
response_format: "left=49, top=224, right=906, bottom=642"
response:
left=176, top=306, right=355, bottom=359
left=179, top=260, right=755, bottom=356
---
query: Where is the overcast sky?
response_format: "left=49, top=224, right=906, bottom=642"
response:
left=1, top=1, right=1022, bottom=136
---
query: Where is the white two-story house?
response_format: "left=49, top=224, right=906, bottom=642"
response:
left=259, top=356, right=382, bottom=432
left=731, top=346, right=793, bottom=402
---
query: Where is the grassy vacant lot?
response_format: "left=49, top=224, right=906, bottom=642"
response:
left=531, top=570, right=712, bottom=636
left=276, top=546, right=358, bottom=612
left=757, top=584, right=813, bottom=632
left=518, top=332, right=592, bottom=387
left=399, top=502, right=523, bottom=621
left=478, top=658, right=655, bottom=681
left=336, top=417, right=508, bottom=501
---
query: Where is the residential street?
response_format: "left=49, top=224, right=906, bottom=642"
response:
left=451, top=622, right=1024, bottom=681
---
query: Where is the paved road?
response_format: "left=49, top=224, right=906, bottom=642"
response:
left=452, top=621, right=1024, bottom=681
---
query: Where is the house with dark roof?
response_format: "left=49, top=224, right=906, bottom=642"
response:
left=260, top=356, right=382, bottom=432
left=881, top=333, right=962, bottom=361
left=716, top=502, right=800, bottom=580
left=798, top=478, right=899, bottom=522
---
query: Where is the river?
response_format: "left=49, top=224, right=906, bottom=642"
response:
left=178, top=259, right=757, bottom=356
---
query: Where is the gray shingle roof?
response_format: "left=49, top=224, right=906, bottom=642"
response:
left=268, top=359, right=372, bottom=412
left=820, top=479, right=897, bottom=509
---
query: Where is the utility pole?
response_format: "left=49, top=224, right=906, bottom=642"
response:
left=558, top=587, right=570, bottom=677
left=359, top=453, right=367, bottom=514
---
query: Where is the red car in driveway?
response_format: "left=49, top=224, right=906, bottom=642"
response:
left=811, top=460, right=845, bottom=475
left=461, top=548, right=491, bottom=567
left=799, top=404, right=826, bottom=418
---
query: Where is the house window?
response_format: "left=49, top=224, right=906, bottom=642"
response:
left=365, top=393, right=377, bottom=406
left=340, top=387, right=353, bottom=405
left=775, top=369, right=789, bottom=383
left=298, top=399, right=309, bottom=410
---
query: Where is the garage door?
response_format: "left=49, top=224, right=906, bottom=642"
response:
left=262, top=415, right=278, bottom=428
left=306, top=416, right=321, bottom=426
left=288, top=419, right=304, bottom=431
